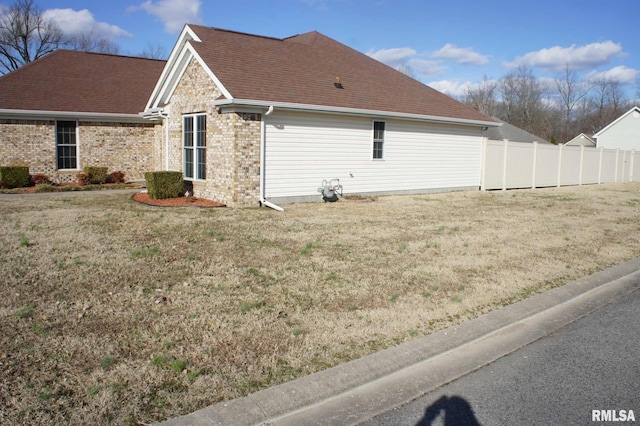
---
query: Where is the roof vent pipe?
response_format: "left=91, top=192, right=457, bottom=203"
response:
left=259, top=105, right=283, bottom=211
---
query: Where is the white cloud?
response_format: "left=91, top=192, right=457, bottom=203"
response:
left=407, top=58, right=447, bottom=78
left=431, top=43, right=489, bottom=65
left=130, top=0, right=202, bottom=34
left=585, top=65, right=639, bottom=84
left=43, top=9, right=132, bottom=39
left=506, top=41, right=624, bottom=71
left=427, top=80, right=473, bottom=97
left=367, top=48, right=449, bottom=79
left=368, top=42, right=490, bottom=82
left=367, top=47, right=417, bottom=68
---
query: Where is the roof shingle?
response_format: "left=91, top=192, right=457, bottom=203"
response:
left=0, top=50, right=166, bottom=115
left=189, top=25, right=494, bottom=123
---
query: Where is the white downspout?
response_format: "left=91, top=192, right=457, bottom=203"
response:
left=159, top=111, right=169, bottom=170
left=259, top=106, right=284, bottom=211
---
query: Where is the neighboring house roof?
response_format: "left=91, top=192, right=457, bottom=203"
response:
left=484, top=119, right=550, bottom=144
left=0, top=50, right=166, bottom=120
left=146, top=25, right=497, bottom=127
left=593, top=106, right=640, bottom=138
left=564, top=133, right=596, bottom=147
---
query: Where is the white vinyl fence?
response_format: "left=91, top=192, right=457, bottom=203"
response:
left=481, top=139, right=640, bottom=190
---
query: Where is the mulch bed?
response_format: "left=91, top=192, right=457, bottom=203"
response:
left=132, top=192, right=225, bottom=208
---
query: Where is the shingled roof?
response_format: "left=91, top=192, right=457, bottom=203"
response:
left=485, top=119, right=550, bottom=144
left=148, top=25, right=497, bottom=126
left=0, top=50, right=165, bottom=118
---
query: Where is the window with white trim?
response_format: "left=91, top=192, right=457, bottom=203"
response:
left=183, top=114, right=206, bottom=180
left=56, top=120, right=78, bottom=170
left=373, top=121, right=385, bottom=159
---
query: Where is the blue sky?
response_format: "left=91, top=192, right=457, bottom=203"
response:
left=13, top=0, right=640, bottom=99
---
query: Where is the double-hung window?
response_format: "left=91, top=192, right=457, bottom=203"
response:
left=183, top=114, right=206, bottom=180
left=56, top=120, right=78, bottom=169
left=373, top=121, right=385, bottom=159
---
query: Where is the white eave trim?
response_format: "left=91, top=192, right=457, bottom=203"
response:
left=145, top=24, right=232, bottom=110
left=144, top=25, right=201, bottom=111
left=214, top=99, right=499, bottom=128
left=0, top=109, right=151, bottom=123
left=593, top=106, right=640, bottom=137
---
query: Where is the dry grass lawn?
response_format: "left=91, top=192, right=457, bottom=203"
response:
left=1, top=183, right=639, bottom=425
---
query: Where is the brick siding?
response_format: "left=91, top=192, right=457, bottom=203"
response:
left=163, top=57, right=261, bottom=207
left=0, top=118, right=158, bottom=183
left=1, top=58, right=262, bottom=204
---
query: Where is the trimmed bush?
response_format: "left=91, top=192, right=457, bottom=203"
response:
left=0, top=166, right=30, bottom=189
left=83, top=166, right=108, bottom=185
left=77, top=172, right=91, bottom=186
left=30, top=174, right=53, bottom=186
left=107, top=171, right=126, bottom=184
left=145, top=171, right=184, bottom=199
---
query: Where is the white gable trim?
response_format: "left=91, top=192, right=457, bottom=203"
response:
left=188, top=43, right=231, bottom=100
left=214, top=98, right=499, bottom=128
left=144, top=25, right=232, bottom=111
left=593, top=106, right=640, bottom=137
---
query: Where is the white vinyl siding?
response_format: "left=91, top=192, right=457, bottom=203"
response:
left=596, top=109, right=640, bottom=151
left=263, top=111, right=482, bottom=200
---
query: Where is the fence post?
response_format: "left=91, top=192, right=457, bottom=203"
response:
left=631, top=150, right=636, bottom=182
left=531, top=142, right=538, bottom=189
left=579, top=145, right=584, bottom=185
left=614, top=149, right=619, bottom=183
left=598, top=148, right=603, bottom=184
left=557, top=144, right=563, bottom=187
left=480, top=137, right=488, bottom=190
left=502, top=139, right=509, bottom=191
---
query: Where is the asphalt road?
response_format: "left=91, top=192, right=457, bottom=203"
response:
left=360, top=286, right=640, bottom=426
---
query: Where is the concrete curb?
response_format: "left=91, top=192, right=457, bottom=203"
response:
left=157, top=258, right=640, bottom=426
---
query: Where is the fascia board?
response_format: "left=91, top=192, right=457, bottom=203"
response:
left=214, top=99, right=500, bottom=128
left=154, top=46, right=194, bottom=108
left=145, top=24, right=203, bottom=110
left=145, top=41, right=232, bottom=112
left=0, top=109, right=150, bottom=123
left=188, top=44, right=232, bottom=100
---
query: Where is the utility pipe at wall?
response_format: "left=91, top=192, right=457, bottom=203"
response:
left=259, top=105, right=284, bottom=211
left=159, top=110, right=169, bottom=171
left=140, top=108, right=170, bottom=170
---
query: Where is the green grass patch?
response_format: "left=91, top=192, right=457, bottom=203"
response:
left=14, top=305, right=34, bottom=319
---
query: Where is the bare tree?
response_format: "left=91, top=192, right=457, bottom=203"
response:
left=0, top=0, right=63, bottom=73
left=395, top=64, right=416, bottom=79
left=65, top=31, right=119, bottom=55
left=499, top=65, right=549, bottom=135
left=587, top=78, right=629, bottom=133
left=464, top=75, right=498, bottom=117
left=554, top=63, right=591, bottom=142
left=139, top=42, right=168, bottom=60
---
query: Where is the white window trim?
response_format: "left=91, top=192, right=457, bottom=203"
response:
left=182, top=113, right=207, bottom=181
left=372, top=120, right=385, bottom=160
left=55, top=120, right=80, bottom=171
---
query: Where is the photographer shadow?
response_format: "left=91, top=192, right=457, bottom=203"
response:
left=417, top=395, right=481, bottom=426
